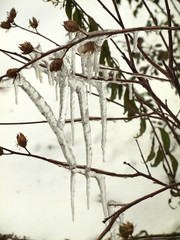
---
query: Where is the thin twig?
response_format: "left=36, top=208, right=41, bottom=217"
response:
left=135, top=139, right=151, bottom=176
left=97, top=181, right=180, bottom=240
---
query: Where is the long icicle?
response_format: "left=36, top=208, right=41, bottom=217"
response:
left=70, top=169, right=76, bottom=221
left=95, top=81, right=107, bottom=162
left=76, top=83, right=92, bottom=209
left=70, top=88, right=75, bottom=145
left=95, top=175, right=108, bottom=218
left=58, top=79, right=69, bottom=129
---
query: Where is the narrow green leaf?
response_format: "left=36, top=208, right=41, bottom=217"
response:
left=65, top=0, right=73, bottom=19
left=146, top=137, right=155, bottom=162
left=123, top=88, right=139, bottom=118
left=168, top=152, right=178, bottom=177
left=135, top=117, right=146, bottom=138
left=99, top=40, right=113, bottom=67
left=73, top=8, right=85, bottom=30
left=151, top=147, right=164, bottom=167
left=88, top=17, right=98, bottom=32
left=158, top=127, right=170, bottom=154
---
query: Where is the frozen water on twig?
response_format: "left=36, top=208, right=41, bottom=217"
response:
left=76, top=83, right=92, bottom=168
left=133, top=31, right=139, bottom=53
left=94, top=81, right=107, bottom=162
left=14, top=80, right=19, bottom=104
left=58, top=77, right=69, bottom=129
left=76, top=83, right=92, bottom=209
left=20, top=77, right=76, bottom=167
left=70, top=169, right=76, bottom=221
left=95, top=175, right=108, bottom=218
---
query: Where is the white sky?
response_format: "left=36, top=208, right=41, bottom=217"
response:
left=0, top=0, right=180, bottom=240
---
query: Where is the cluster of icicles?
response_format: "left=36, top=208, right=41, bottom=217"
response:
left=1, top=26, right=128, bottom=234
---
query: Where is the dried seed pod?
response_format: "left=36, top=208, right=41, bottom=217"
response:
left=6, top=68, right=18, bottom=78
left=7, top=15, right=14, bottom=23
left=9, top=8, right=17, bottom=19
left=29, top=17, right=39, bottom=29
left=78, top=41, right=101, bottom=54
left=17, top=133, right=27, bottom=148
left=0, top=147, right=4, bottom=156
left=50, top=58, right=63, bottom=72
left=63, top=20, right=79, bottom=33
left=0, top=21, right=11, bottom=29
left=19, top=41, right=34, bottom=54
left=119, top=222, right=134, bottom=239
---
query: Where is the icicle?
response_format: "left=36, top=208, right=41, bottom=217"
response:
left=102, top=68, right=109, bottom=80
left=70, top=88, right=75, bottom=145
left=129, top=83, right=133, bottom=100
left=133, top=31, right=139, bottom=53
left=113, top=71, right=117, bottom=82
left=70, top=169, right=76, bottom=221
left=93, top=50, right=99, bottom=78
left=58, top=79, right=69, bottom=129
left=81, top=54, right=86, bottom=75
left=95, top=175, right=108, bottom=218
left=14, top=80, right=19, bottom=104
left=85, top=169, right=91, bottom=209
left=76, top=84, right=92, bottom=209
left=76, top=84, right=92, bottom=168
left=55, top=79, right=59, bottom=101
left=71, top=46, right=76, bottom=77
left=107, top=200, right=121, bottom=239
left=94, top=81, right=107, bottom=162
left=29, top=50, right=43, bottom=83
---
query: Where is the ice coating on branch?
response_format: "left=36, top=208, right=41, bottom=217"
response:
left=94, top=81, right=107, bottom=162
left=95, top=175, right=108, bottom=218
left=20, top=77, right=76, bottom=167
left=70, top=169, right=76, bottom=221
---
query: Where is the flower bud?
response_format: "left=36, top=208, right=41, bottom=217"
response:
left=78, top=41, right=101, bottom=55
left=17, top=133, right=27, bottom=148
left=50, top=58, right=63, bottom=72
left=0, top=147, right=4, bottom=156
left=0, top=21, right=11, bottom=29
left=6, top=68, right=18, bottom=78
left=63, top=20, right=79, bottom=33
left=29, top=17, right=39, bottom=29
left=19, top=41, right=34, bottom=54
left=9, top=8, right=17, bottom=19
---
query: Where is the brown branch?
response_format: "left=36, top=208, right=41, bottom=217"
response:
left=13, top=23, right=60, bottom=46
left=164, top=0, right=174, bottom=71
left=0, top=146, right=140, bottom=179
left=1, top=146, right=171, bottom=187
left=97, top=181, right=180, bottom=240
left=135, top=139, right=151, bottom=176
left=1, top=25, right=179, bottom=80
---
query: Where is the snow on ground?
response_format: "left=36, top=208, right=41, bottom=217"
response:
left=0, top=0, right=180, bottom=240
